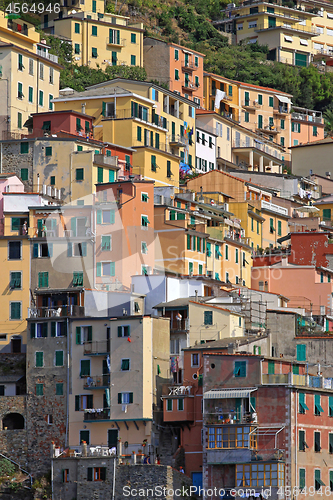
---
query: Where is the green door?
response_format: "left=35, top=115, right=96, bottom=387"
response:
left=268, top=16, right=276, bottom=28
left=245, top=91, right=250, bottom=106
left=258, top=115, right=263, bottom=129
left=295, top=53, right=307, bottom=67
left=185, top=53, right=189, bottom=67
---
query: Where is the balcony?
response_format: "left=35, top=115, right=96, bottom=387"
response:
left=254, top=22, right=318, bottom=35
left=7, top=19, right=28, bottom=36
left=273, top=106, right=289, bottom=115
left=182, top=60, right=196, bottom=72
left=36, top=49, right=59, bottom=63
left=93, top=154, right=118, bottom=168
left=28, top=305, right=84, bottom=318
left=106, top=36, right=126, bottom=47
left=182, top=81, right=198, bottom=92
left=256, top=124, right=280, bottom=135
left=104, top=109, right=168, bottom=130
left=170, top=318, right=189, bottom=332
left=291, top=108, right=323, bottom=124
left=242, top=100, right=261, bottom=110
left=262, top=372, right=333, bottom=389
left=83, top=375, right=110, bottom=389
left=261, top=200, right=288, bottom=216
left=163, top=395, right=194, bottom=422
left=169, top=134, right=186, bottom=147
left=83, top=340, right=110, bottom=355
left=84, top=408, right=111, bottom=421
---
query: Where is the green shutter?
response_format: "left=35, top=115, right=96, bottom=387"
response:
left=55, top=351, right=63, bottom=366
left=299, top=469, right=305, bottom=490
left=97, top=210, right=102, bottom=225
left=98, top=167, right=103, bottom=183
left=76, top=327, right=81, bottom=345
left=71, top=217, right=76, bottom=237
left=75, top=395, right=80, bottom=411
left=36, top=351, right=43, bottom=367
left=268, top=361, right=275, bottom=374
left=87, top=326, right=92, bottom=342
left=96, top=262, right=102, bottom=277
left=296, top=344, right=306, bottom=361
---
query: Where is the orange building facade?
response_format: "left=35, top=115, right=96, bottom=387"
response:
left=143, top=37, right=205, bottom=106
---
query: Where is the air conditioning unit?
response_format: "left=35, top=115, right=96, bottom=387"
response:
left=122, top=405, right=128, bottom=413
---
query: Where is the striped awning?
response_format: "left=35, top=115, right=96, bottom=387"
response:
left=203, top=388, right=257, bottom=399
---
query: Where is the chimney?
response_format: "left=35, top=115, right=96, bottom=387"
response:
left=326, top=172, right=331, bottom=179
left=281, top=255, right=288, bottom=266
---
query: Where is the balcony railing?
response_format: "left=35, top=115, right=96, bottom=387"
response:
left=182, top=81, right=199, bottom=91
left=262, top=372, right=333, bottom=389
left=273, top=106, right=289, bottom=114
left=170, top=318, right=190, bottom=331
left=28, top=305, right=84, bottom=318
left=36, top=49, right=59, bottom=63
left=254, top=23, right=317, bottom=34
left=83, top=375, right=110, bottom=389
left=83, top=340, right=110, bottom=355
left=261, top=200, right=288, bottom=216
left=106, top=36, right=126, bottom=46
left=242, top=100, right=261, bottom=109
left=169, top=134, right=186, bottom=146
left=7, top=20, right=28, bottom=36
left=84, top=408, right=111, bottom=421
left=291, top=112, right=323, bottom=124
left=103, top=108, right=168, bottom=129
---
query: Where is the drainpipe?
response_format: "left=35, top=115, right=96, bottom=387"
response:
left=295, top=389, right=297, bottom=494
left=65, top=317, right=70, bottom=448
left=112, top=456, right=116, bottom=500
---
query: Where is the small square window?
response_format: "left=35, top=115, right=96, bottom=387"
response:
left=191, top=353, right=199, bottom=367
left=131, top=55, right=136, bottom=66
left=131, top=33, right=136, bottom=43
left=36, top=384, right=43, bottom=396
left=56, top=383, right=63, bottom=395
left=21, top=168, right=29, bottom=181
left=45, top=147, right=52, bottom=156
left=76, top=168, right=84, bottom=181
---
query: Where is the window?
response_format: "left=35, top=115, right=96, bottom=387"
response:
left=121, top=359, right=130, bottom=371
left=314, top=394, right=324, bottom=416
left=167, top=399, right=173, bottom=411
left=299, top=393, right=309, bottom=414
left=268, top=361, right=275, bottom=374
left=280, top=119, right=285, bottom=130
left=18, top=55, right=24, bottom=71
left=269, top=96, right=274, bottom=107
left=299, top=469, right=305, bottom=491
left=38, top=272, right=49, bottom=288
left=328, top=434, right=333, bottom=455
left=208, top=426, right=254, bottom=449
left=313, top=126, right=318, bottom=137
left=39, top=63, right=45, bottom=81
left=75, top=22, right=80, bottom=33
left=245, top=111, right=249, bottom=123
left=330, top=471, right=333, bottom=492
left=38, top=90, right=44, bottom=107
left=62, top=469, right=69, bottom=483
left=10, top=271, right=21, bottom=290
left=299, top=430, right=306, bottom=451
left=27, top=85, right=33, bottom=104
left=56, top=383, right=63, bottom=396
left=118, top=325, right=130, bottom=338
left=29, top=58, right=33, bottom=75
left=329, top=396, right=333, bottom=417
left=72, top=272, right=83, bottom=287
left=49, top=94, right=53, bottom=111
left=92, top=48, right=98, bottom=58
left=195, top=55, right=198, bottom=67
left=315, top=470, right=323, bottom=491
left=101, top=235, right=111, bottom=251
left=280, top=137, right=285, bottom=147
left=296, top=344, right=306, bottom=361
left=76, top=168, right=84, bottom=181
left=236, top=463, right=284, bottom=487
left=141, top=215, right=149, bottom=228
left=80, top=359, right=91, bottom=377
left=118, top=392, right=133, bottom=404
left=131, top=33, right=136, bottom=43
left=8, top=241, right=21, bottom=260
left=191, top=353, right=199, bottom=367
left=97, top=167, right=103, bottom=183
left=36, top=384, right=43, bottom=396
left=178, top=399, right=184, bottom=411
left=234, top=361, right=246, bottom=377
left=175, top=49, right=179, bottom=60
left=131, top=55, right=136, bottom=66
left=36, top=351, right=44, bottom=367
left=278, top=220, right=282, bottom=236
left=55, top=351, right=64, bottom=367
left=97, top=209, right=115, bottom=225
left=204, top=311, right=213, bottom=325
left=49, top=66, right=54, bottom=85
left=92, top=25, right=97, bottom=36
left=92, top=0, right=96, bottom=11
left=175, top=69, right=179, bottom=81
left=141, top=241, right=148, bottom=255
left=87, top=467, right=106, bottom=482
left=76, top=395, right=93, bottom=410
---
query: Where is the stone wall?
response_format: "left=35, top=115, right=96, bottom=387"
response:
left=1, top=141, right=34, bottom=190
left=52, top=460, right=193, bottom=500
left=0, top=395, right=28, bottom=468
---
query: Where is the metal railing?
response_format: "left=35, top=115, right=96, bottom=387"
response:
left=242, top=99, right=261, bottom=108
left=291, top=112, right=323, bottom=123
left=106, top=36, right=126, bottom=46
left=182, top=81, right=199, bottom=90
left=182, top=60, right=196, bottom=70
left=83, top=340, right=110, bottom=355
left=103, top=108, right=168, bottom=129
left=262, top=372, right=333, bottom=389
left=169, top=134, right=186, bottom=146
left=84, top=408, right=111, bottom=421
left=28, top=305, right=84, bottom=318
left=255, top=22, right=317, bottom=34
left=83, top=375, right=110, bottom=388
left=273, top=106, right=289, bottom=114
left=36, top=49, right=59, bottom=63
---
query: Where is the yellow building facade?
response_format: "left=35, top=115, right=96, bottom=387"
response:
left=0, top=11, right=61, bottom=137
left=215, top=2, right=317, bottom=66
left=48, top=13, right=143, bottom=69
left=54, top=80, right=197, bottom=187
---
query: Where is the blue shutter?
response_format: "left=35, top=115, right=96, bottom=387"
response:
left=33, top=243, right=39, bottom=258
left=96, top=262, right=102, bottom=277
left=67, top=242, right=72, bottom=257
left=48, top=243, right=53, bottom=257
left=97, top=210, right=102, bottom=224
left=71, top=217, right=77, bottom=237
